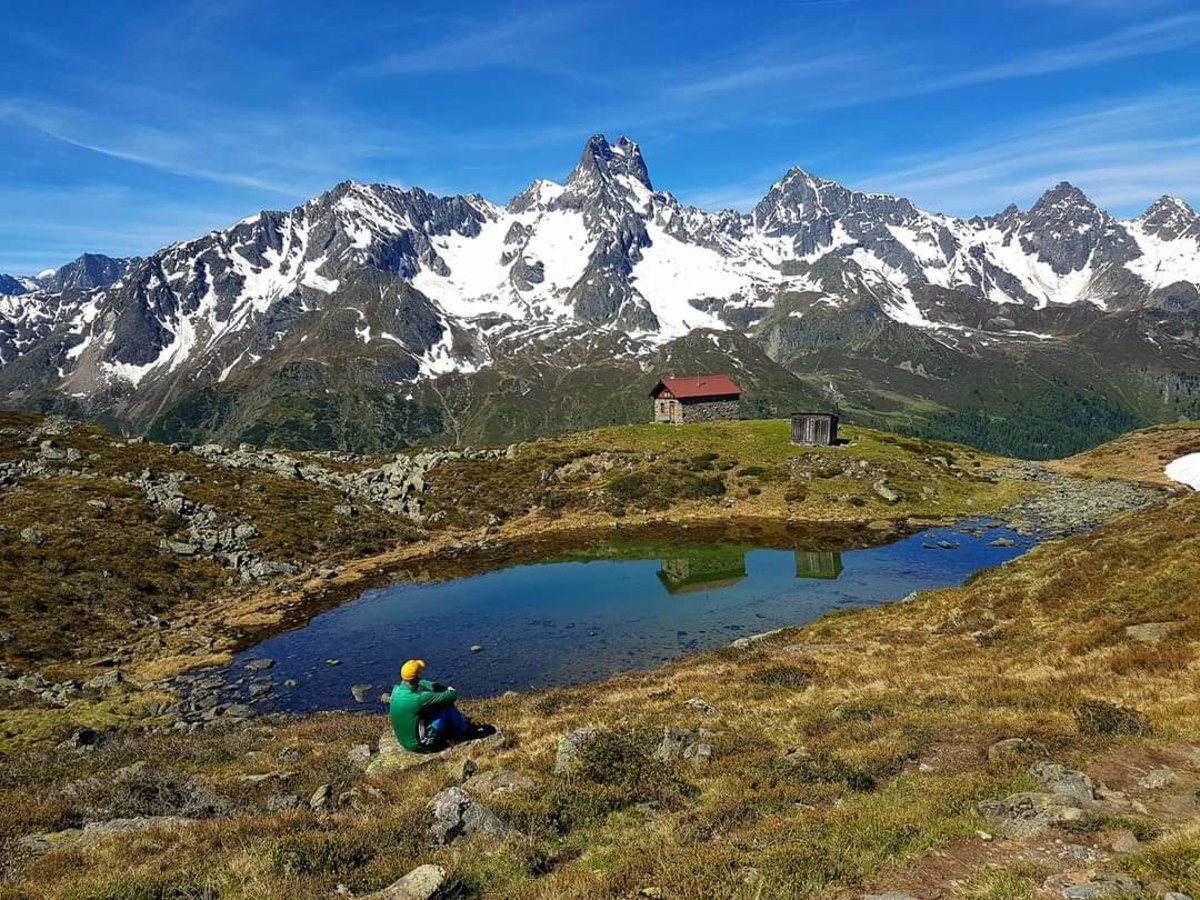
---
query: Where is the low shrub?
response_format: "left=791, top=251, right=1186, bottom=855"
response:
left=1074, top=699, right=1149, bottom=736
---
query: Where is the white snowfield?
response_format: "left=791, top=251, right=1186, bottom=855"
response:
left=1165, top=452, right=1200, bottom=490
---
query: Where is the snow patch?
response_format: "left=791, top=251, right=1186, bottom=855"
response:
left=1165, top=452, right=1200, bottom=490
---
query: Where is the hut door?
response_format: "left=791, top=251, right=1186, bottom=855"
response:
left=671, top=401, right=680, bottom=424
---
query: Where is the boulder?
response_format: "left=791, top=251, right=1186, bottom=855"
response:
left=19, top=527, right=44, bottom=545
left=978, top=790, right=1085, bottom=837
left=309, top=783, right=333, bottom=811
left=368, top=726, right=504, bottom=778
left=653, top=727, right=713, bottom=765
left=1030, top=761, right=1097, bottom=806
left=1137, top=767, right=1178, bottom=790
left=872, top=479, right=904, bottom=504
left=346, top=745, right=372, bottom=770
left=1124, top=622, right=1182, bottom=644
left=359, top=864, right=447, bottom=900
left=429, top=787, right=512, bottom=845
left=84, top=671, right=125, bottom=694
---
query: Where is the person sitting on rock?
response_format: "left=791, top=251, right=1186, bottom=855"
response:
left=389, top=659, right=472, bottom=752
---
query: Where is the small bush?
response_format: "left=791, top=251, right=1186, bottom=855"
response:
left=270, top=833, right=374, bottom=876
left=748, top=663, right=819, bottom=688
left=1074, top=699, right=1149, bottom=736
left=679, top=476, right=726, bottom=499
left=547, top=731, right=696, bottom=832
left=762, top=749, right=879, bottom=793
left=737, top=465, right=767, bottom=477
left=784, top=484, right=808, bottom=503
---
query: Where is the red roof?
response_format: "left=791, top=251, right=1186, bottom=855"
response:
left=650, top=375, right=742, bottom=399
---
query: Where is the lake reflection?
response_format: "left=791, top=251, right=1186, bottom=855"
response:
left=224, top=520, right=1035, bottom=712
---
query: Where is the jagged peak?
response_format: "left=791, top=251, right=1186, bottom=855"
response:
left=566, top=133, right=653, bottom=193
left=1030, top=181, right=1098, bottom=215
left=1139, top=194, right=1196, bottom=220
left=507, top=178, right=565, bottom=213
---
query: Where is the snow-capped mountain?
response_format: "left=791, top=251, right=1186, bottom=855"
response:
left=2, top=134, right=1199, bottom=453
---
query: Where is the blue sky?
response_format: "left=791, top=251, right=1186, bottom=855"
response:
left=3, top=0, right=1200, bottom=273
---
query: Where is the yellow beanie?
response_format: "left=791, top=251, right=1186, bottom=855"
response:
left=400, top=659, right=426, bottom=681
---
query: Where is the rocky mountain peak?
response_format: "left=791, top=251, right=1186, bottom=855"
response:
left=566, top=134, right=653, bottom=194
left=1030, top=181, right=1102, bottom=216
left=1019, top=182, right=1138, bottom=275
left=0, top=274, right=28, bottom=296
left=1138, top=195, right=1199, bottom=241
left=39, top=253, right=136, bottom=293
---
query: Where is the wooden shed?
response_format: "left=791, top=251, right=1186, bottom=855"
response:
left=791, top=412, right=839, bottom=446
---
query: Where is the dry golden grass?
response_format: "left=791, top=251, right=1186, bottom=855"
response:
left=1050, top=421, right=1200, bottom=485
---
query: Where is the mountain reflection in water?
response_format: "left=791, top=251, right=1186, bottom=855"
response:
left=222, top=520, right=1035, bottom=712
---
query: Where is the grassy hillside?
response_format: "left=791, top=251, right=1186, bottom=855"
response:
left=1, top=464, right=1195, bottom=898
left=1050, top=421, right=1200, bottom=485
left=0, top=415, right=1028, bottom=716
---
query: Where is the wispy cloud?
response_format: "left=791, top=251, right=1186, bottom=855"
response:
left=928, top=13, right=1200, bottom=90
left=353, top=8, right=591, bottom=77
left=641, top=11, right=1200, bottom=129
left=858, top=88, right=1200, bottom=215
left=0, top=90, right=431, bottom=200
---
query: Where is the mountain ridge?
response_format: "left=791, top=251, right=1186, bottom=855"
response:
left=2, top=134, right=1199, bottom=455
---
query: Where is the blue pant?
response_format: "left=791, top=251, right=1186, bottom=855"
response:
left=426, top=706, right=469, bottom=742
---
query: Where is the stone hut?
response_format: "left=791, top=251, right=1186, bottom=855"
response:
left=650, top=375, right=742, bottom=425
left=791, top=412, right=839, bottom=446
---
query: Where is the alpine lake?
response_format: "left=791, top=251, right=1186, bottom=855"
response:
left=214, top=518, right=1037, bottom=713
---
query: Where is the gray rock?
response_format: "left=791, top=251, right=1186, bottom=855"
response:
left=871, top=479, right=904, bottom=504
left=429, top=786, right=512, bottom=844
left=1030, top=761, right=1096, bottom=805
left=1137, top=767, right=1178, bottom=790
left=654, top=727, right=713, bottom=765
left=309, top=783, right=333, bottom=811
left=359, top=864, right=447, bottom=900
left=243, top=659, right=274, bottom=672
left=978, top=791, right=1085, bottom=836
left=19, top=526, right=43, bottom=545
left=351, top=683, right=372, bottom=703
left=555, top=727, right=601, bottom=773
left=84, top=670, right=125, bottom=693
left=1124, top=622, right=1182, bottom=644
left=1060, top=874, right=1140, bottom=898
left=346, top=744, right=372, bottom=770
left=684, top=697, right=719, bottom=717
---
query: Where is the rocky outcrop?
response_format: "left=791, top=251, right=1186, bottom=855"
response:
left=429, top=786, right=512, bottom=844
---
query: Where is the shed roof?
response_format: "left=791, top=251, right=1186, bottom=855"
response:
left=650, top=375, right=742, bottom=399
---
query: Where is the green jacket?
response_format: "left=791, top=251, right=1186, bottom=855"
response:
left=389, top=679, right=458, bottom=752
